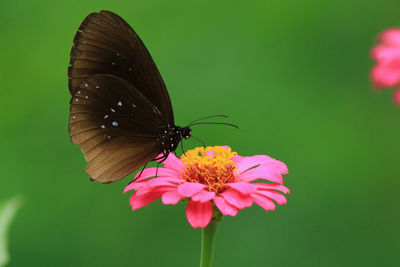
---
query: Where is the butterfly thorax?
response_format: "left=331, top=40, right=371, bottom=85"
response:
left=157, top=124, right=192, bottom=155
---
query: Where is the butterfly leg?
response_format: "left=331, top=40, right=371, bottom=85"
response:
left=155, top=161, right=160, bottom=178
left=155, top=153, right=170, bottom=177
left=127, top=162, right=149, bottom=184
left=128, top=152, right=169, bottom=184
left=180, top=139, right=187, bottom=157
left=153, top=154, right=165, bottom=161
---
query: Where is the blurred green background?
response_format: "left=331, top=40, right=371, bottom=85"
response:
left=1, top=0, right=400, bottom=266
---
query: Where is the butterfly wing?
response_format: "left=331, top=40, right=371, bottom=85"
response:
left=69, top=74, right=164, bottom=183
left=68, top=10, right=174, bottom=124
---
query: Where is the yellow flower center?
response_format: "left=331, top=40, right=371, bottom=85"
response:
left=180, top=146, right=239, bottom=193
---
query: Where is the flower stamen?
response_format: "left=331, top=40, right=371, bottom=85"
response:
left=180, top=146, right=238, bottom=193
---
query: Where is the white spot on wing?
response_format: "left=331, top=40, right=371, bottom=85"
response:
left=104, top=115, right=108, bottom=119
left=117, top=101, right=122, bottom=106
left=112, top=121, right=118, bottom=126
left=110, top=108, right=115, bottom=112
left=101, top=125, right=105, bottom=129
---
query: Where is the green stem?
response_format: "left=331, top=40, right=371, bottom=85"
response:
left=200, top=214, right=221, bottom=267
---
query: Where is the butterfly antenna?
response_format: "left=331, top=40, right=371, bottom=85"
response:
left=188, top=114, right=229, bottom=125
left=191, top=135, right=206, bottom=147
left=188, top=122, right=240, bottom=129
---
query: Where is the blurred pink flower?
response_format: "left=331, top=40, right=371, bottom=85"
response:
left=371, top=28, right=400, bottom=105
left=124, top=146, right=290, bottom=228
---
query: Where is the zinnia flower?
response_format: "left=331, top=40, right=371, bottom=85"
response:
left=124, top=146, right=290, bottom=228
left=370, top=28, right=400, bottom=105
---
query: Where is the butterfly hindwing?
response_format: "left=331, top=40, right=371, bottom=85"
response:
left=69, top=74, right=163, bottom=183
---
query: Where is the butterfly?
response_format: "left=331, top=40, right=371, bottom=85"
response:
left=68, top=10, right=236, bottom=184
left=68, top=10, right=193, bottom=183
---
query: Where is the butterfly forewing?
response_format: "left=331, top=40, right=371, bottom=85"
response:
left=68, top=10, right=174, bottom=124
left=69, top=74, right=163, bottom=183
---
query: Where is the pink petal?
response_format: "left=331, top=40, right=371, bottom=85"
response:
left=162, top=190, right=182, bottom=205
left=234, top=155, right=271, bottom=170
left=379, top=28, right=400, bottom=45
left=186, top=200, right=213, bottom=228
left=160, top=153, right=184, bottom=172
left=371, top=62, right=400, bottom=88
left=134, top=167, right=180, bottom=181
left=129, top=191, right=163, bottom=210
left=191, top=190, right=215, bottom=203
left=394, top=88, right=400, bottom=105
left=251, top=193, right=276, bottom=211
left=256, top=190, right=287, bottom=205
left=370, top=45, right=400, bottom=62
left=123, top=181, right=147, bottom=193
left=136, top=177, right=181, bottom=190
left=123, top=177, right=181, bottom=193
left=227, top=182, right=256, bottom=195
left=178, top=183, right=206, bottom=197
left=235, top=155, right=288, bottom=176
left=136, top=184, right=176, bottom=196
left=220, top=189, right=253, bottom=209
left=253, top=183, right=290, bottom=194
left=213, top=196, right=238, bottom=216
left=238, top=165, right=284, bottom=184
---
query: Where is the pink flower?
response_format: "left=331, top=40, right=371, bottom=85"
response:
left=370, top=28, right=400, bottom=105
left=124, top=146, right=290, bottom=228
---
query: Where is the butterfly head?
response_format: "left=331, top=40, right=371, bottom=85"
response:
left=182, top=126, right=192, bottom=139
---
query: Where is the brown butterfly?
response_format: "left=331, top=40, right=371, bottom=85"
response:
left=68, top=10, right=195, bottom=183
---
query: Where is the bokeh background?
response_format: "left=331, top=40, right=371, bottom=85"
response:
left=1, top=0, right=400, bottom=266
